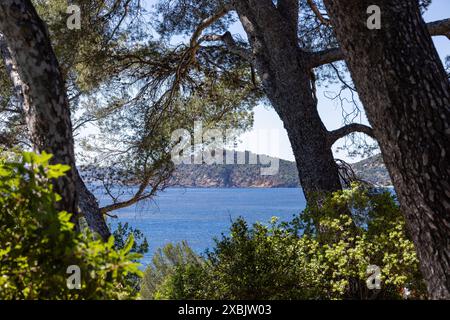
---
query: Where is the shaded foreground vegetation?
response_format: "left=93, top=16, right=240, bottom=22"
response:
left=0, top=152, right=426, bottom=299
left=0, top=152, right=142, bottom=299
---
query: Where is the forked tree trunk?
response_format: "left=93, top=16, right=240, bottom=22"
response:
left=323, top=0, right=450, bottom=299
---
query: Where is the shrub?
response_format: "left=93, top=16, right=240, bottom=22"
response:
left=141, top=184, right=426, bottom=300
left=112, top=222, right=149, bottom=294
left=0, top=151, right=143, bottom=299
left=140, top=241, right=207, bottom=299
left=298, top=184, right=426, bottom=299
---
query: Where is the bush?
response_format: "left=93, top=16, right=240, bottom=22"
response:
left=140, top=241, right=207, bottom=299
left=141, top=184, right=426, bottom=300
left=298, top=185, right=426, bottom=299
left=0, top=151, right=143, bottom=299
left=201, top=217, right=322, bottom=299
left=112, top=222, right=149, bottom=294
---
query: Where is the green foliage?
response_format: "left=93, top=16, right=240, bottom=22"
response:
left=113, top=222, right=149, bottom=257
left=298, top=184, right=426, bottom=298
left=141, top=184, right=426, bottom=300
left=140, top=241, right=206, bottom=300
left=33, top=0, right=146, bottom=93
left=202, top=218, right=322, bottom=299
left=0, top=152, right=143, bottom=299
left=112, top=222, right=149, bottom=294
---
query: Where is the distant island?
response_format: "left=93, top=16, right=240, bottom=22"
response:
left=169, top=152, right=391, bottom=188
left=80, top=152, right=391, bottom=188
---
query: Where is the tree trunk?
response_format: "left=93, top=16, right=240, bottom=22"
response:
left=76, top=171, right=111, bottom=241
left=0, top=0, right=77, bottom=215
left=323, top=0, right=450, bottom=299
left=271, top=77, right=343, bottom=203
left=0, top=4, right=111, bottom=240
left=233, top=0, right=342, bottom=202
left=0, top=38, right=111, bottom=240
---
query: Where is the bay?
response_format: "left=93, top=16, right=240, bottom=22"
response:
left=95, top=187, right=306, bottom=265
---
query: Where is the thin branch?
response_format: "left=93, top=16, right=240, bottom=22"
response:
left=306, top=0, right=330, bottom=25
left=328, top=123, right=375, bottom=146
left=99, top=171, right=168, bottom=213
left=106, top=0, right=132, bottom=43
left=200, top=31, right=253, bottom=62
left=329, top=62, right=356, bottom=91
left=189, top=7, right=230, bottom=49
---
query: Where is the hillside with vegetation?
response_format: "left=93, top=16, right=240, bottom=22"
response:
left=168, top=152, right=391, bottom=188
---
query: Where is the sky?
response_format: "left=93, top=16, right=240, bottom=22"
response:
left=233, top=0, right=450, bottom=162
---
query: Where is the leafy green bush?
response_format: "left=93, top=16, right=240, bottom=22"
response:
left=0, top=151, right=143, bottom=299
left=298, top=185, right=426, bottom=299
left=112, top=222, right=149, bottom=294
left=203, top=217, right=323, bottom=299
left=141, top=184, right=426, bottom=300
left=140, top=241, right=207, bottom=299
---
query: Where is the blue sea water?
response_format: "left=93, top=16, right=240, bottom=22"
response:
left=95, top=188, right=306, bottom=266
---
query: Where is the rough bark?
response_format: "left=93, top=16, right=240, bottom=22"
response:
left=232, top=0, right=343, bottom=202
left=0, top=0, right=77, bottom=215
left=278, top=0, right=300, bottom=36
left=0, top=35, right=24, bottom=109
left=309, top=18, right=450, bottom=68
left=0, top=1, right=111, bottom=240
left=323, top=0, right=450, bottom=299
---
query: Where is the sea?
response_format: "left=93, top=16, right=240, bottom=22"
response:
left=95, top=187, right=306, bottom=266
